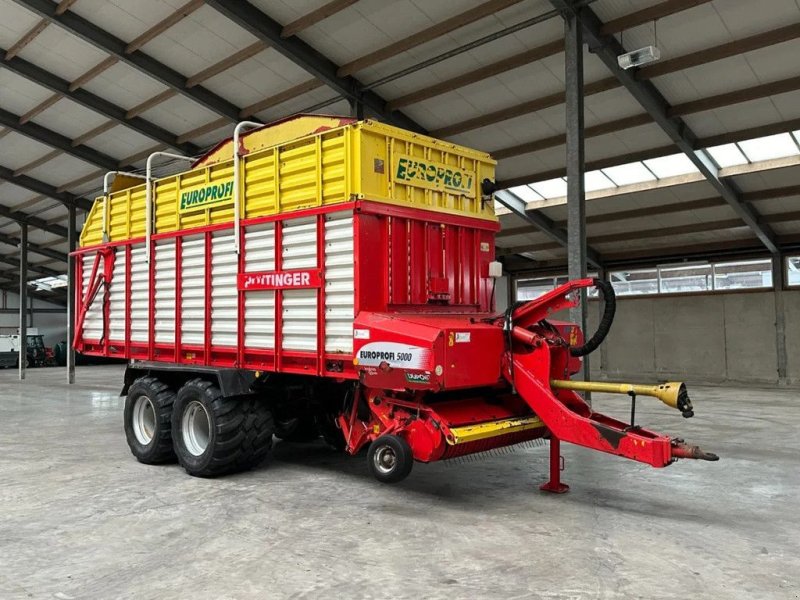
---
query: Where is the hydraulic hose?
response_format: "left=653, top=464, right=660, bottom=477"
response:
left=569, top=279, right=616, bottom=358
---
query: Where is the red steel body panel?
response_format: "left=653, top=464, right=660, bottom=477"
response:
left=73, top=200, right=499, bottom=381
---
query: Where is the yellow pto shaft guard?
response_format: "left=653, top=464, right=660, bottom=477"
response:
left=550, top=379, right=694, bottom=418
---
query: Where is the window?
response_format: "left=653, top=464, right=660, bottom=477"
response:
left=516, top=277, right=564, bottom=301
left=507, top=185, right=543, bottom=202
left=28, top=275, right=67, bottom=291
left=610, top=259, right=773, bottom=296
left=516, top=274, right=597, bottom=301
left=737, top=133, right=800, bottom=162
left=707, top=143, right=748, bottom=168
left=602, top=162, right=656, bottom=186
left=610, top=268, right=658, bottom=296
left=584, top=170, right=616, bottom=193
left=659, top=263, right=711, bottom=293
left=513, top=128, right=800, bottom=203
left=788, top=256, right=800, bottom=287
left=643, top=153, right=699, bottom=178
left=713, top=259, right=772, bottom=290
left=529, top=178, right=567, bottom=199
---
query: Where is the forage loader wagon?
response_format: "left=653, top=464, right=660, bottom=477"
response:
left=74, top=115, right=716, bottom=487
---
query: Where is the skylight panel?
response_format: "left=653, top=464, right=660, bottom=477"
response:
left=584, top=170, right=616, bottom=192
left=643, top=153, right=699, bottom=178
left=529, top=178, right=568, bottom=199
left=508, top=185, right=544, bottom=202
left=738, top=133, right=800, bottom=162
left=601, top=162, right=657, bottom=186
left=706, top=144, right=748, bottom=168
left=29, top=274, right=67, bottom=290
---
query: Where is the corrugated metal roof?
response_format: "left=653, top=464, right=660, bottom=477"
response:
left=0, top=0, right=798, bottom=286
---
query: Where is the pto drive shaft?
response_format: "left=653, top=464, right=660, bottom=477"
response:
left=550, top=379, right=695, bottom=418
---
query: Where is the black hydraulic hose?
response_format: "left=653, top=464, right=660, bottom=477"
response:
left=569, top=279, right=616, bottom=358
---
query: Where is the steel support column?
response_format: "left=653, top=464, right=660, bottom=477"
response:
left=550, top=0, right=778, bottom=254
left=19, top=223, right=27, bottom=381
left=67, top=205, right=76, bottom=384
left=772, top=254, right=788, bottom=385
left=349, top=98, right=364, bottom=120
left=564, top=9, right=589, bottom=386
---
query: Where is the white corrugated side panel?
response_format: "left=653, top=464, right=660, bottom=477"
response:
left=282, top=216, right=317, bottom=351
left=211, top=230, right=237, bottom=347
left=154, top=240, right=176, bottom=344
left=81, top=253, right=104, bottom=341
left=243, top=223, right=275, bottom=349
left=181, top=235, right=205, bottom=346
left=130, top=244, right=149, bottom=343
left=108, top=248, right=127, bottom=341
left=324, top=212, right=354, bottom=353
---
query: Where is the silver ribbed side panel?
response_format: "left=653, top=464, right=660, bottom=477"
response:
left=108, top=248, right=127, bottom=341
left=154, top=240, right=176, bottom=344
left=211, top=230, right=237, bottom=347
left=282, top=216, right=317, bottom=351
left=243, top=223, right=275, bottom=349
left=80, top=253, right=104, bottom=341
left=129, top=244, right=149, bottom=343
left=324, top=212, right=354, bottom=353
left=180, top=235, right=205, bottom=346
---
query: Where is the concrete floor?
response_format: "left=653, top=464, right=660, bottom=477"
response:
left=0, top=365, right=798, bottom=600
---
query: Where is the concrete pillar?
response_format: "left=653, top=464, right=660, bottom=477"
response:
left=772, top=254, right=788, bottom=385
left=564, top=10, right=589, bottom=387
left=19, top=223, right=27, bottom=381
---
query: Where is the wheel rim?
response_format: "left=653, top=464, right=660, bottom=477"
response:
left=182, top=400, right=211, bottom=456
left=132, top=395, right=156, bottom=446
left=373, top=444, right=397, bottom=475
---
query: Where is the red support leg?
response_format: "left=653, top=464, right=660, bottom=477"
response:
left=540, top=436, right=569, bottom=493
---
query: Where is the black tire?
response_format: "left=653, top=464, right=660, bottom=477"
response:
left=172, top=379, right=274, bottom=477
left=367, top=435, right=414, bottom=484
left=274, top=416, right=320, bottom=443
left=124, top=376, right=176, bottom=464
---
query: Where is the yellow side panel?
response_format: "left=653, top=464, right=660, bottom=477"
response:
left=78, top=117, right=497, bottom=248
left=243, top=149, right=277, bottom=217
left=355, top=121, right=496, bottom=221
left=241, top=128, right=349, bottom=217
left=79, top=200, right=104, bottom=246
left=197, top=116, right=352, bottom=168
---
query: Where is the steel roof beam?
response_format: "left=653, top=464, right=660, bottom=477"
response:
left=494, top=189, right=602, bottom=268
left=0, top=106, right=118, bottom=172
left=0, top=200, right=69, bottom=238
left=600, top=0, right=713, bottom=35
left=0, top=230, right=67, bottom=262
left=0, top=48, right=201, bottom=155
left=0, top=164, right=92, bottom=212
left=501, top=116, right=800, bottom=185
left=11, top=0, right=242, bottom=123
left=548, top=1, right=778, bottom=254
left=203, top=0, right=425, bottom=133
left=281, top=0, right=359, bottom=38
left=0, top=253, right=62, bottom=276
left=435, top=24, right=800, bottom=140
